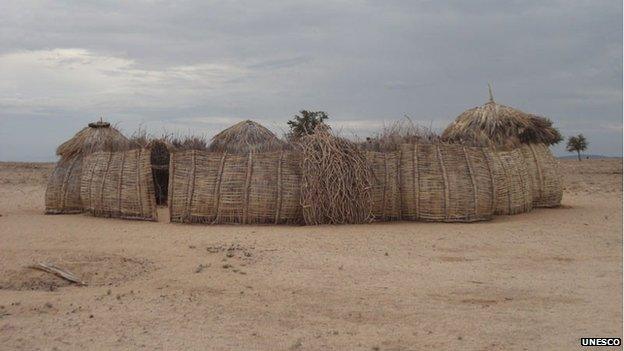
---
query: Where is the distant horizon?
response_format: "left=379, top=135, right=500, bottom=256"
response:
left=0, top=119, right=620, bottom=163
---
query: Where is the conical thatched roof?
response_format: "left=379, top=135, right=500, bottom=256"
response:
left=208, top=120, right=285, bottom=154
left=442, top=88, right=562, bottom=149
left=56, top=121, right=132, bottom=159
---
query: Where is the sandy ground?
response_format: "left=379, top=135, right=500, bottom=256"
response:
left=0, top=159, right=621, bottom=350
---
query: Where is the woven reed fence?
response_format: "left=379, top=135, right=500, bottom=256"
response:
left=45, top=155, right=83, bottom=214
left=487, top=148, right=533, bottom=215
left=169, top=150, right=302, bottom=224
left=366, top=151, right=401, bottom=221
left=399, top=143, right=496, bottom=222
left=80, top=149, right=158, bottom=221
left=520, top=143, right=563, bottom=207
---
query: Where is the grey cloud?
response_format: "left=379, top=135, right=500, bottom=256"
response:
left=0, top=0, right=621, bottom=161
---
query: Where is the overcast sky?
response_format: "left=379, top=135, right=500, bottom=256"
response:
left=0, top=0, right=621, bottom=161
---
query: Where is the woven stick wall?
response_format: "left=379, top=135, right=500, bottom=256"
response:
left=485, top=148, right=533, bottom=215
left=366, top=151, right=401, bottom=221
left=169, top=150, right=302, bottom=224
left=399, top=143, right=495, bottom=222
left=80, top=149, right=158, bottom=221
left=520, top=143, right=563, bottom=207
left=45, top=155, right=83, bottom=214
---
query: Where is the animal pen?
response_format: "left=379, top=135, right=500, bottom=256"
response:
left=45, top=97, right=563, bottom=225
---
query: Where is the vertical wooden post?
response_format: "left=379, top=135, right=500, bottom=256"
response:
left=117, top=151, right=126, bottom=215
left=275, top=151, right=284, bottom=224
left=184, top=150, right=197, bottom=222
left=212, top=153, right=227, bottom=224
left=463, top=147, right=478, bottom=217
left=243, top=152, right=253, bottom=224
left=437, top=145, right=450, bottom=221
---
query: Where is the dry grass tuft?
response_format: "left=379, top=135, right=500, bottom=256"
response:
left=298, top=125, right=373, bottom=224
left=359, top=117, right=440, bottom=152
left=171, top=135, right=209, bottom=151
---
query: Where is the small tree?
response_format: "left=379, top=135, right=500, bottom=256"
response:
left=566, top=134, right=588, bottom=161
left=287, top=110, right=328, bottom=139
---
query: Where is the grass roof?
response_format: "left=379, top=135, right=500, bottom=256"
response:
left=208, top=120, right=285, bottom=154
left=442, top=88, right=562, bottom=149
left=56, top=121, right=131, bottom=159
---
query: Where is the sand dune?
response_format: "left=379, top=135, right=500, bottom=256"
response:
left=0, top=159, right=621, bottom=350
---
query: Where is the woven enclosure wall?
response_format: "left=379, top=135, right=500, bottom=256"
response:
left=45, top=155, right=83, bottom=214
left=399, top=143, right=496, bottom=222
left=486, top=148, right=533, bottom=215
left=80, top=149, right=158, bottom=221
left=366, top=151, right=401, bottom=221
left=520, top=143, right=563, bottom=207
left=169, top=150, right=302, bottom=224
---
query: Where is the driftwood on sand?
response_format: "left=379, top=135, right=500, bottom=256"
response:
left=28, top=262, right=87, bottom=286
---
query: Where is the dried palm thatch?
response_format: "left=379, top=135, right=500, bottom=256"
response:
left=56, top=121, right=131, bottom=159
left=208, top=120, right=285, bottom=154
left=399, top=143, right=496, bottom=222
left=441, top=87, right=562, bottom=149
left=81, top=149, right=158, bottom=221
left=360, top=117, right=440, bottom=152
left=519, top=143, right=563, bottom=207
left=298, top=126, right=373, bottom=225
left=46, top=120, right=132, bottom=214
left=169, top=150, right=302, bottom=224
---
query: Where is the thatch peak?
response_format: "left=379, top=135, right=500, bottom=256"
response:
left=88, top=121, right=111, bottom=128
left=208, top=120, right=285, bottom=154
left=442, top=91, right=562, bottom=149
left=56, top=120, right=131, bottom=159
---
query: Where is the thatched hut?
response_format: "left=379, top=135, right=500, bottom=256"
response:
left=441, top=88, right=561, bottom=149
left=208, top=120, right=285, bottom=154
left=441, top=88, right=563, bottom=209
left=45, top=121, right=131, bottom=214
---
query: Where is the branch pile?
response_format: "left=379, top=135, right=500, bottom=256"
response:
left=298, top=126, right=373, bottom=224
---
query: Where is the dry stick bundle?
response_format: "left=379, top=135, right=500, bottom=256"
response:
left=298, top=126, right=373, bottom=225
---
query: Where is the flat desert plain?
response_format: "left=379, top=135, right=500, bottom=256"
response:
left=0, top=159, right=622, bottom=350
